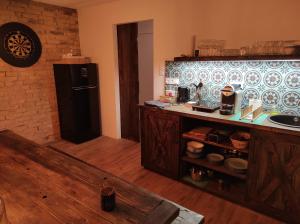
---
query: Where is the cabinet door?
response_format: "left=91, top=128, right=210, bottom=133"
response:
left=248, top=130, right=300, bottom=223
left=140, top=107, right=180, bottom=179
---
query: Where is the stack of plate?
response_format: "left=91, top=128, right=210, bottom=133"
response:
left=186, top=141, right=204, bottom=158
left=225, top=158, right=248, bottom=173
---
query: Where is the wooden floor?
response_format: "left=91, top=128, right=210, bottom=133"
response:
left=49, top=136, right=282, bottom=224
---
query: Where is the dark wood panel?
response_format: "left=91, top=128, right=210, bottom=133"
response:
left=0, top=130, right=179, bottom=224
left=117, top=23, right=139, bottom=142
left=247, top=130, right=300, bottom=223
left=140, top=107, right=180, bottom=179
left=139, top=105, right=300, bottom=223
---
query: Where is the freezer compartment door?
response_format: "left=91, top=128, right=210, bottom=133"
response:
left=70, top=63, right=98, bottom=87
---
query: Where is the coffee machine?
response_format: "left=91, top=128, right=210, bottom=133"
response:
left=177, top=87, right=190, bottom=103
left=220, top=84, right=242, bottom=115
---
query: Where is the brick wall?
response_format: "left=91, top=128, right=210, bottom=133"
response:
left=0, top=0, right=81, bottom=144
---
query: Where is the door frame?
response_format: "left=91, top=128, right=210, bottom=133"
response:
left=114, top=19, right=154, bottom=141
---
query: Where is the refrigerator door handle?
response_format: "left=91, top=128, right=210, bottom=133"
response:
left=72, top=86, right=97, bottom=91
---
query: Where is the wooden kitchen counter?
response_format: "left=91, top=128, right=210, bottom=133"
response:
left=0, top=130, right=179, bottom=224
left=164, top=104, right=300, bottom=136
left=140, top=105, right=300, bottom=223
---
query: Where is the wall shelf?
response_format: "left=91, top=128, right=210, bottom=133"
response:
left=173, top=55, right=300, bottom=61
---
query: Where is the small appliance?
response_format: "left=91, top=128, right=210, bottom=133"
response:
left=177, top=87, right=190, bottom=103
left=220, top=84, right=242, bottom=115
left=53, top=63, right=101, bottom=143
left=192, top=100, right=220, bottom=113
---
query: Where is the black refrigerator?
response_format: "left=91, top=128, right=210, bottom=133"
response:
left=53, top=63, right=101, bottom=143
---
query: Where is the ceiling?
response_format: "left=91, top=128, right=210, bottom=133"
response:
left=33, top=0, right=118, bottom=9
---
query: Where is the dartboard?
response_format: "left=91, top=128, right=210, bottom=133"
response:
left=0, top=22, right=42, bottom=67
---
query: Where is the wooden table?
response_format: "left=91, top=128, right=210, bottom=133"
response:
left=0, top=130, right=179, bottom=224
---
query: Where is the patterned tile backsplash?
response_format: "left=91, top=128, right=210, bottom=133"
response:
left=165, top=60, right=300, bottom=115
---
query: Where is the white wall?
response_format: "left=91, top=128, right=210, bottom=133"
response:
left=78, top=0, right=300, bottom=138
left=138, top=20, right=154, bottom=104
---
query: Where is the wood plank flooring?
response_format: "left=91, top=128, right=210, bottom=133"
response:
left=49, top=137, right=282, bottom=224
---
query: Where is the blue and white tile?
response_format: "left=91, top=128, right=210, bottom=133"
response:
left=262, top=90, right=280, bottom=107
left=246, top=60, right=262, bottom=69
left=266, top=61, right=284, bottom=69
left=288, top=61, right=300, bottom=69
left=242, top=88, right=260, bottom=101
left=282, top=91, right=300, bottom=108
left=263, top=71, right=282, bottom=87
left=245, top=70, right=262, bottom=86
left=196, top=69, right=210, bottom=83
left=227, top=70, right=243, bottom=83
left=211, top=70, right=226, bottom=85
left=284, top=71, right=300, bottom=89
left=165, top=60, right=300, bottom=113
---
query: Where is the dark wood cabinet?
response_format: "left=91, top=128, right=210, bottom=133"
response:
left=247, top=130, right=300, bottom=223
left=140, top=105, right=300, bottom=222
left=140, top=106, right=180, bottom=179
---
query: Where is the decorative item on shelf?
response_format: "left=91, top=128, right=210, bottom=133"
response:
left=187, top=141, right=204, bottom=152
left=159, top=95, right=176, bottom=104
left=225, top=158, right=248, bottom=174
left=0, top=22, right=42, bottom=67
left=100, top=178, right=115, bottom=212
left=230, top=131, right=250, bottom=150
left=186, top=141, right=205, bottom=158
left=239, top=47, right=247, bottom=56
left=206, top=153, right=224, bottom=165
left=185, top=126, right=213, bottom=140
left=0, top=197, right=9, bottom=224
left=221, top=49, right=240, bottom=56
left=196, top=39, right=225, bottom=57
left=190, top=168, right=205, bottom=181
left=207, top=129, right=232, bottom=144
left=292, top=45, right=300, bottom=55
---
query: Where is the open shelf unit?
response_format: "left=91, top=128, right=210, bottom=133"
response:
left=180, top=116, right=250, bottom=203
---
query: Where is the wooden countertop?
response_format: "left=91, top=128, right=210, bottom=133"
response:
left=0, top=130, right=179, bottom=224
left=162, top=105, right=300, bottom=137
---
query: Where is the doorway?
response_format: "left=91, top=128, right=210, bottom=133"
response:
left=117, top=20, right=153, bottom=142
